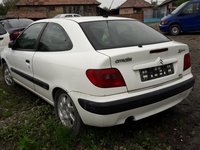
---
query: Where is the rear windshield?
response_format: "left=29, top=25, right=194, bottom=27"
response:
left=80, top=20, right=170, bottom=50
left=7, top=19, right=33, bottom=28
left=0, top=24, right=7, bottom=35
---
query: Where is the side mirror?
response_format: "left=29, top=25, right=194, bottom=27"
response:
left=8, top=41, right=16, bottom=49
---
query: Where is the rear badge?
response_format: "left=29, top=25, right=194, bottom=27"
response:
left=115, top=57, right=132, bottom=64
left=160, top=58, right=164, bottom=65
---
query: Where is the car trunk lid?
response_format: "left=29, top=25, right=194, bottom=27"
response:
left=98, top=41, right=189, bottom=92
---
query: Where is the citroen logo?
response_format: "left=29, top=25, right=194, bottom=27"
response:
left=160, top=59, right=164, bottom=65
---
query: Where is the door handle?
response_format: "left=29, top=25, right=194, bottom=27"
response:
left=25, top=60, right=30, bottom=63
left=0, top=37, right=3, bottom=41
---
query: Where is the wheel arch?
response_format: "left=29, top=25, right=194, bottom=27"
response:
left=52, top=87, right=65, bottom=103
left=169, top=22, right=182, bottom=32
left=1, top=58, right=6, bottom=66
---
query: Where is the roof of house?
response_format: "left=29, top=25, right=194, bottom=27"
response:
left=6, top=10, right=47, bottom=19
left=17, top=0, right=99, bottom=6
left=159, top=0, right=175, bottom=7
left=121, top=0, right=152, bottom=8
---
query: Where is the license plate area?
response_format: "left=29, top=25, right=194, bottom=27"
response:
left=140, top=64, right=174, bottom=82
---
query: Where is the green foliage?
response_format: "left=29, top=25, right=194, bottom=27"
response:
left=176, top=0, right=188, bottom=6
left=2, top=110, right=12, bottom=118
left=0, top=0, right=19, bottom=16
left=18, top=136, right=37, bottom=150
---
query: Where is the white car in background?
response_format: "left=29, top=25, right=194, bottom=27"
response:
left=54, top=13, right=81, bottom=18
left=1, top=17, right=195, bottom=135
left=0, top=24, right=10, bottom=61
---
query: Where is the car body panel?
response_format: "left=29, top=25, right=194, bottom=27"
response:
left=0, top=25, right=10, bottom=58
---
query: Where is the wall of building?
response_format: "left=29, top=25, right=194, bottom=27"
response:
left=119, top=8, right=134, bottom=15
left=119, top=13, right=144, bottom=22
left=143, top=7, right=153, bottom=19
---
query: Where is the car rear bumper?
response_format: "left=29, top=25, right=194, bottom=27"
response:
left=71, top=75, right=194, bottom=127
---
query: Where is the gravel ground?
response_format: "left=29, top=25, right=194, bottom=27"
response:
left=149, top=23, right=200, bottom=150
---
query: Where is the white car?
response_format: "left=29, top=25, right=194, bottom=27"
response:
left=54, top=13, right=81, bottom=18
left=0, top=24, right=10, bottom=61
left=1, top=17, right=195, bottom=135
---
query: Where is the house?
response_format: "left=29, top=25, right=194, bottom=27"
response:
left=6, top=0, right=100, bottom=20
left=6, top=0, right=152, bottom=21
left=119, top=0, right=153, bottom=20
left=159, top=0, right=177, bottom=16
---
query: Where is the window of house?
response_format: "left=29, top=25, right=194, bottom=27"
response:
left=15, top=23, right=46, bottom=50
left=38, top=23, right=72, bottom=52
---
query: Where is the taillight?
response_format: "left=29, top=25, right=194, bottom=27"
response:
left=86, top=68, right=126, bottom=88
left=10, top=31, right=21, bottom=41
left=184, top=53, right=191, bottom=71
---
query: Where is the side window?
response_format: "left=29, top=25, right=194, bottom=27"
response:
left=15, top=23, right=45, bottom=50
left=181, top=3, right=200, bottom=15
left=38, top=23, right=72, bottom=51
left=0, top=24, right=7, bottom=35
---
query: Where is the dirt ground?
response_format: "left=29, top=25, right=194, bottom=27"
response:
left=149, top=23, right=200, bottom=150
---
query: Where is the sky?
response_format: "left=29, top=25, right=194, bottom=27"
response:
left=97, top=0, right=165, bottom=9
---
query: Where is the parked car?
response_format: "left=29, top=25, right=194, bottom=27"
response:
left=0, top=18, right=33, bottom=40
left=159, top=0, right=200, bottom=35
left=54, top=14, right=81, bottom=18
left=1, top=17, right=195, bottom=135
left=0, top=24, right=10, bottom=63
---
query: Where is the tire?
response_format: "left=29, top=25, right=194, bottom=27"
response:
left=2, top=63, right=15, bottom=87
left=55, top=90, right=83, bottom=136
left=169, top=24, right=181, bottom=36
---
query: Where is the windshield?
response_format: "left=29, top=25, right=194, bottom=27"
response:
left=80, top=20, right=170, bottom=50
left=171, top=1, right=189, bottom=14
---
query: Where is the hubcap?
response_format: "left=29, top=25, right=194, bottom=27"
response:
left=172, top=27, right=179, bottom=34
left=57, top=93, right=75, bottom=128
left=4, top=67, right=13, bottom=86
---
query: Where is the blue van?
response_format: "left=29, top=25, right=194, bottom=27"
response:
left=159, top=0, right=200, bottom=35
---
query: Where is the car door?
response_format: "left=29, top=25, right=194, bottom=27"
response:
left=6, top=23, right=46, bottom=90
left=0, top=24, right=9, bottom=56
left=33, top=23, right=73, bottom=101
left=178, top=2, right=200, bottom=31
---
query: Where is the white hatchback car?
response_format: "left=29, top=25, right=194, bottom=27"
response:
left=1, top=17, right=195, bottom=134
left=0, top=24, right=10, bottom=61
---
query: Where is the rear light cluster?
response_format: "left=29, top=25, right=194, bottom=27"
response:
left=10, top=31, right=21, bottom=41
left=184, top=53, right=191, bottom=71
left=86, top=68, right=126, bottom=88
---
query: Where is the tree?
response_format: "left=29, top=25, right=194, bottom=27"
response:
left=176, top=0, right=188, bottom=6
left=0, top=0, right=19, bottom=16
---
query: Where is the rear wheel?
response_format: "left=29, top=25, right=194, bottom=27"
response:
left=2, top=63, right=15, bottom=87
left=169, top=24, right=181, bottom=36
left=55, top=90, right=83, bottom=135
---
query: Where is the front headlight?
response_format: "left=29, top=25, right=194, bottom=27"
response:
left=160, top=20, right=168, bottom=25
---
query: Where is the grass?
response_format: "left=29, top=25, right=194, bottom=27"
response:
left=0, top=70, right=189, bottom=150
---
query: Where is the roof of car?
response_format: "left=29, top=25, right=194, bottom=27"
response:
left=36, top=16, right=134, bottom=24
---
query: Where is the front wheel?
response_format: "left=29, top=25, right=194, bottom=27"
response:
left=55, top=90, right=83, bottom=135
left=2, top=63, right=15, bottom=87
left=169, top=24, right=181, bottom=36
